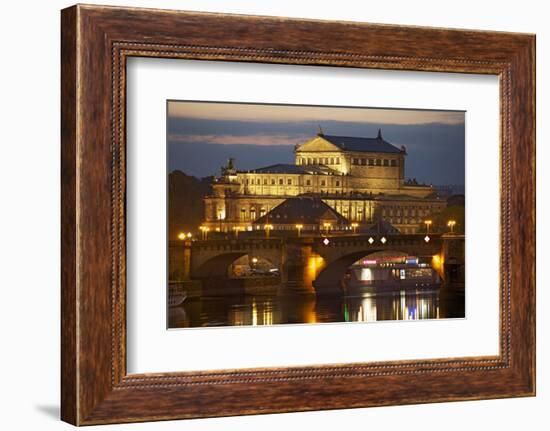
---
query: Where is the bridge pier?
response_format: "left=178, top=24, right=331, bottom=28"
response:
left=168, top=240, right=192, bottom=281
left=279, top=239, right=320, bottom=295
left=441, top=234, right=465, bottom=283
left=168, top=240, right=202, bottom=300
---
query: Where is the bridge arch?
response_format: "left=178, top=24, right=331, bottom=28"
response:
left=313, top=249, right=411, bottom=293
left=192, top=252, right=280, bottom=278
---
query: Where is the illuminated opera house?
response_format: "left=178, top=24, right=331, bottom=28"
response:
left=203, top=130, right=446, bottom=234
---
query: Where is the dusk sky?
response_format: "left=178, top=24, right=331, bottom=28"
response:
left=167, top=101, right=465, bottom=186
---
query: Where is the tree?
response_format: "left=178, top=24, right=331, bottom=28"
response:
left=168, top=170, right=211, bottom=240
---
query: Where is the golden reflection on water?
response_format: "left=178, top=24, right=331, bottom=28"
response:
left=348, top=291, right=440, bottom=323
left=169, top=287, right=463, bottom=329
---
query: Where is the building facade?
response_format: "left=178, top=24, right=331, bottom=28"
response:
left=203, top=131, right=446, bottom=234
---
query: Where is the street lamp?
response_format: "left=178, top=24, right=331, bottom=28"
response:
left=295, top=224, right=303, bottom=237
left=177, top=232, right=186, bottom=240
left=233, top=226, right=242, bottom=239
left=447, top=220, right=456, bottom=233
left=264, top=224, right=273, bottom=238
left=351, top=222, right=359, bottom=234
left=217, top=211, right=225, bottom=233
left=199, top=225, right=210, bottom=240
left=424, top=219, right=433, bottom=233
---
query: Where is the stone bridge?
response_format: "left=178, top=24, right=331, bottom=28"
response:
left=293, top=234, right=447, bottom=293
left=169, top=234, right=464, bottom=295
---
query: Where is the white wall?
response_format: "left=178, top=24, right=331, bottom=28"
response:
left=0, top=0, right=546, bottom=429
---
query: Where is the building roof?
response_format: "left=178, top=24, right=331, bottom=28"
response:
left=362, top=219, right=401, bottom=235
left=243, top=163, right=340, bottom=175
left=253, top=197, right=349, bottom=226
left=320, top=130, right=403, bottom=154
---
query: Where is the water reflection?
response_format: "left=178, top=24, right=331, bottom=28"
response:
left=168, top=285, right=464, bottom=328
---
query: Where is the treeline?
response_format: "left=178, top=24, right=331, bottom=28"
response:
left=168, top=170, right=212, bottom=241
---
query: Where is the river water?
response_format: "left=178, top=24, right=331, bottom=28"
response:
left=168, top=284, right=465, bottom=328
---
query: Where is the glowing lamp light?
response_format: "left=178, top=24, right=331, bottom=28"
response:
left=251, top=257, right=258, bottom=264
left=447, top=219, right=457, bottom=233
left=380, top=237, right=387, bottom=244
left=199, top=225, right=210, bottom=239
left=177, top=232, right=186, bottom=240
left=368, top=237, right=374, bottom=244
left=322, top=238, right=330, bottom=246
left=263, top=224, right=274, bottom=238
left=424, top=219, right=433, bottom=234
left=424, top=235, right=431, bottom=243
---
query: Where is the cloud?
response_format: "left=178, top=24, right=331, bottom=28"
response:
left=168, top=133, right=311, bottom=146
left=168, top=120, right=465, bottom=185
left=168, top=101, right=465, bottom=126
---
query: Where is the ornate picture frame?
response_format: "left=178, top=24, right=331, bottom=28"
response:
left=61, top=4, right=535, bottom=425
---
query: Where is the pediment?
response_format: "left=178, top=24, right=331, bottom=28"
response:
left=296, top=136, right=341, bottom=153
left=319, top=209, right=339, bottom=222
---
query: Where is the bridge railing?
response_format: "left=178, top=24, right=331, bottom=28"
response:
left=170, top=233, right=463, bottom=251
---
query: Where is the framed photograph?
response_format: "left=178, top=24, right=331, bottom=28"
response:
left=61, top=4, right=535, bottom=425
